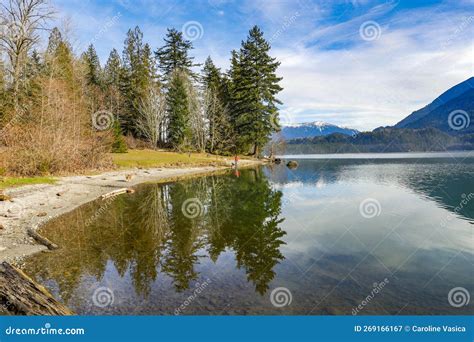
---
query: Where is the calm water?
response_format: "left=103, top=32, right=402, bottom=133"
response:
left=23, top=153, right=474, bottom=315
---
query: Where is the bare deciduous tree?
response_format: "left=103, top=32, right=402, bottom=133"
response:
left=268, top=132, right=286, bottom=159
left=203, top=89, right=233, bottom=154
left=135, top=86, right=166, bottom=148
left=185, top=78, right=206, bottom=152
left=0, top=0, right=54, bottom=112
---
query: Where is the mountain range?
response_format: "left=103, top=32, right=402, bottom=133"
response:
left=278, top=121, right=358, bottom=140
left=276, top=76, right=474, bottom=153
left=394, top=77, right=474, bottom=133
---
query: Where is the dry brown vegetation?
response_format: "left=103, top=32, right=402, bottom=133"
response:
left=0, top=1, right=112, bottom=176
left=1, top=60, right=113, bottom=176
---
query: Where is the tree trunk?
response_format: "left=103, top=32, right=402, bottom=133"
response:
left=253, top=144, right=259, bottom=157
left=0, top=262, right=73, bottom=315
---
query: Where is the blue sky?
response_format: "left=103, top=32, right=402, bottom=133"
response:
left=50, top=0, right=473, bottom=131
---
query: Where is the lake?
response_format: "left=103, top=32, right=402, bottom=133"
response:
left=22, top=152, right=474, bottom=315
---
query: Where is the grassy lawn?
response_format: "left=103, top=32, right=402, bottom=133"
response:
left=111, top=149, right=232, bottom=168
left=0, top=150, right=237, bottom=190
left=0, top=176, right=56, bottom=190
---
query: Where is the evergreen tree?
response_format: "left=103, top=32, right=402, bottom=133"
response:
left=44, top=28, right=74, bottom=83
left=111, top=120, right=128, bottom=153
left=21, top=50, right=43, bottom=100
left=104, top=49, right=122, bottom=86
left=140, top=43, right=156, bottom=90
left=121, top=27, right=156, bottom=133
left=202, top=56, right=221, bottom=91
left=155, top=28, right=197, bottom=79
left=167, top=70, right=191, bottom=149
left=103, top=49, right=123, bottom=117
left=82, top=44, right=102, bottom=87
left=227, top=49, right=243, bottom=151
left=229, top=26, right=283, bottom=156
left=28, top=50, right=44, bottom=76
left=52, top=41, right=74, bottom=84
left=46, top=27, right=63, bottom=55
left=157, top=28, right=201, bottom=150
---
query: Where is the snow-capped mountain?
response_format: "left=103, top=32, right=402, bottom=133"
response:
left=277, top=121, right=359, bottom=140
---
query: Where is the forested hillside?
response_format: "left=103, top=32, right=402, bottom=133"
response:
left=0, top=0, right=282, bottom=176
left=284, top=128, right=474, bottom=154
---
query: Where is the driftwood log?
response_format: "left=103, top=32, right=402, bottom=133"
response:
left=100, top=188, right=135, bottom=200
left=0, top=262, right=73, bottom=315
left=27, top=228, right=59, bottom=250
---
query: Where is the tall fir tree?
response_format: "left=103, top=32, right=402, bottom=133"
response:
left=46, top=27, right=63, bottom=55
left=104, top=49, right=122, bottom=86
left=202, top=56, right=221, bottom=91
left=155, top=28, right=197, bottom=79
left=167, top=70, right=191, bottom=150
left=53, top=41, right=74, bottom=84
left=140, top=43, right=156, bottom=90
left=229, top=26, right=283, bottom=156
left=157, top=28, right=200, bottom=149
left=121, top=27, right=156, bottom=133
left=103, top=48, right=123, bottom=117
left=82, top=44, right=102, bottom=87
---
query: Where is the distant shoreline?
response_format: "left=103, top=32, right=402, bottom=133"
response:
left=278, top=150, right=474, bottom=159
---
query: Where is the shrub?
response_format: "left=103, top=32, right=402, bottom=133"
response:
left=111, top=121, right=128, bottom=153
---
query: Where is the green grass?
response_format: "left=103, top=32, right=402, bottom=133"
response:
left=111, top=149, right=231, bottom=168
left=0, top=150, right=240, bottom=189
left=0, top=176, right=56, bottom=190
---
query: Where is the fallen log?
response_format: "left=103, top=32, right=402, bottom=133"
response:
left=100, top=188, right=135, bottom=200
left=0, top=262, right=73, bottom=315
left=27, top=228, right=59, bottom=250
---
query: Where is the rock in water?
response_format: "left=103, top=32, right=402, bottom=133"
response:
left=286, top=160, right=298, bottom=169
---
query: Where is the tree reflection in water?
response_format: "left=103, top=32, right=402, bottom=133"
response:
left=23, top=168, right=286, bottom=304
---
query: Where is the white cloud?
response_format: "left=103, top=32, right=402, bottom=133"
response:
left=275, top=5, right=473, bottom=130
left=49, top=0, right=473, bottom=131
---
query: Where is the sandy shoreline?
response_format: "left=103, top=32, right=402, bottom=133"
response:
left=0, top=160, right=263, bottom=263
